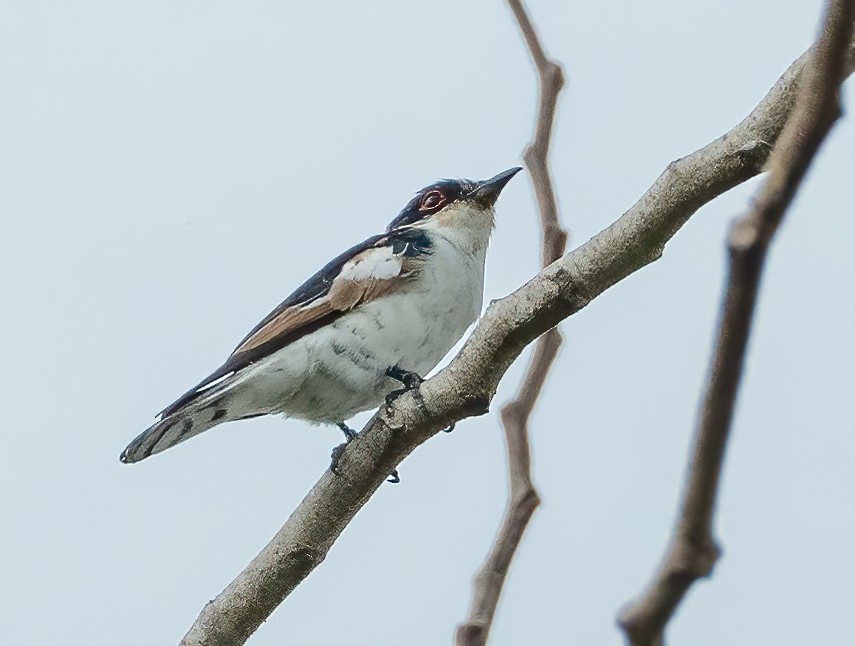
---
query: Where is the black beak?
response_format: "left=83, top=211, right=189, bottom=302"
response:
left=470, top=167, right=523, bottom=207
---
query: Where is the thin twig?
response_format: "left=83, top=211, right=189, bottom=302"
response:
left=617, top=2, right=855, bottom=644
left=455, top=1, right=566, bottom=644
left=180, top=33, right=855, bottom=645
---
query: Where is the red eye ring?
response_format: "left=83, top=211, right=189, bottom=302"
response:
left=420, top=190, right=446, bottom=211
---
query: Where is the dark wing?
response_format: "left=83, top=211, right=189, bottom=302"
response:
left=158, top=228, right=432, bottom=417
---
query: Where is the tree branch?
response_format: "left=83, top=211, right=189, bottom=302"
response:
left=617, top=2, right=855, bottom=644
left=180, top=29, right=855, bottom=646
left=455, top=1, right=566, bottom=644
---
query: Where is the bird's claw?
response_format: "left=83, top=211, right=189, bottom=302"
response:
left=386, top=365, right=424, bottom=390
left=331, top=421, right=401, bottom=484
left=385, top=365, right=425, bottom=413
left=330, top=422, right=357, bottom=474
left=329, top=441, right=348, bottom=475
left=443, top=422, right=455, bottom=433
left=384, top=388, right=406, bottom=410
left=337, top=422, right=358, bottom=441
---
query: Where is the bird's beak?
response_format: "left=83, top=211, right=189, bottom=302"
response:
left=470, top=167, right=523, bottom=207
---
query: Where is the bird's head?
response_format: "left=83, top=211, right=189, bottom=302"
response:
left=386, top=168, right=522, bottom=239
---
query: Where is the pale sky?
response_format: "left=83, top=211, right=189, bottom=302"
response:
left=1, top=1, right=853, bottom=644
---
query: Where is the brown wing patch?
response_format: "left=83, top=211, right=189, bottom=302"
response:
left=230, top=244, right=423, bottom=360
left=231, top=299, right=335, bottom=356
left=327, top=272, right=400, bottom=310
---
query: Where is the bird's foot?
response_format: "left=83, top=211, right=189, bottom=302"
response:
left=330, top=421, right=400, bottom=484
left=330, top=422, right=357, bottom=475
left=330, top=442, right=350, bottom=476
left=443, top=422, right=455, bottom=433
left=385, top=365, right=425, bottom=410
left=337, top=422, right=358, bottom=441
left=329, top=441, right=348, bottom=475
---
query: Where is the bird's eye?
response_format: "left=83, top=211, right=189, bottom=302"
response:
left=420, top=190, right=446, bottom=211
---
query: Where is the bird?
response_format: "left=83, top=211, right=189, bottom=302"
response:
left=120, top=167, right=521, bottom=468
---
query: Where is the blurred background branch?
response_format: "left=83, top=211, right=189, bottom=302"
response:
left=618, top=2, right=855, bottom=644
left=455, top=1, right=566, bottom=643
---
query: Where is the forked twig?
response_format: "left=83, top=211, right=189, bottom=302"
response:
left=617, top=2, right=855, bottom=644
left=455, top=1, right=567, bottom=644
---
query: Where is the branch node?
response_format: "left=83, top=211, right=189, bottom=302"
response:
left=512, top=486, right=541, bottom=512
left=542, top=59, right=565, bottom=92
left=735, top=139, right=773, bottom=173
left=455, top=624, right=487, bottom=646
left=380, top=405, right=406, bottom=431
left=668, top=535, right=721, bottom=581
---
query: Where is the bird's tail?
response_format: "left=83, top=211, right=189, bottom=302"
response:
left=120, top=371, right=254, bottom=464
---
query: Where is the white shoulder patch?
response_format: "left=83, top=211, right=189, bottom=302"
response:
left=341, top=245, right=402, bottom=281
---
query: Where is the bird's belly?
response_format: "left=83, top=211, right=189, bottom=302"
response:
left=278, top=286, right=478, bottom=423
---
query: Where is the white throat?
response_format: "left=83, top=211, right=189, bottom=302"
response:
left=412, top=201, right=494, bottom=261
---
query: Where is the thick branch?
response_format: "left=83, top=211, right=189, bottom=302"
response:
left=455, top=1, right=567, bottom=644
left=180, top=30, right=855, bottom=646
left=617, top=3, right=855, bottom=645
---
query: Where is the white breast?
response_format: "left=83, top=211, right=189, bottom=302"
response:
left=258, top=227, right=488, bottom=424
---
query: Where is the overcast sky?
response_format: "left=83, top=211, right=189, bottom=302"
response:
left=2, top=1, right=853, bottom=644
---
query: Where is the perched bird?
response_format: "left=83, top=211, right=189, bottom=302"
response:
left=120, top=167, right=521, bottom=466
